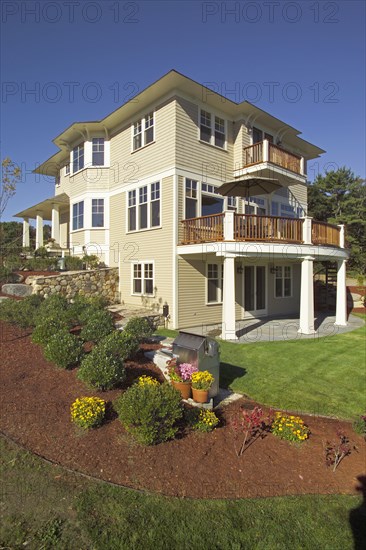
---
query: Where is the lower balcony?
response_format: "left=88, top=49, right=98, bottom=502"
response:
left=181, top=213, right=342, bottom=248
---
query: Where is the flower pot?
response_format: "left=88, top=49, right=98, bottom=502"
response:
left=171, top=380, right=192, bottom=400
left=192, top=388, right=209, bottom=403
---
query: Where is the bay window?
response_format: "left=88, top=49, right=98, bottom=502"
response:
left=92, top=198, right=104, bottom=227
left=73, top=144, right=84, bottom=173
left=72, top=201, right=84, bottom=230
left=92, top=138, right=104, bottom=166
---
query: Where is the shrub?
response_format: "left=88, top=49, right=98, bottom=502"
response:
left=44, top=330, right=84, bottom=369
left=0, top=295, right=43, bottom=328
left=79, top=310, right=115, bottom=343
left=82, top=254, right=100, bottom=269
left=99, top=330, right=139, bottom=361
left=25, top=257, right=58, bottom=271
left=353, top=414, right=366, bottom=439
left=77, top=345, right=125, bottom=390
left=31, top=317, right=71, bottom=346
left=123, top=316, right=154, bottom=340
left=34, top=246, right=49, bottom=258
left=271, top=412, right=310, bottom=443
left=70, top=397, right=106, bottom=429
left=185, top=408, right=219, bottom=433
left=114, top=382, right=183, bottom=445
left=37, top=294, right=69, bottom=318
left=69, top=295, right=107, bottom=325
left=64, top=256, right=83, bottom=271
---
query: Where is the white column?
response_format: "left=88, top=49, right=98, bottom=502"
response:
left=263, top=139, right=269, bottom=162
left=223, top=210, right=235, bottom=241
left=51, top=203, right=60, bottom=243
left=298, top=256, right=315, bottom=334
left=300, top=157, right=305, bottom=176
left=35, top=211, right=44, bottom=249
left=338, top=224, right=345, bottom=248
left=302, top=216, right=313, bottom=244
left=335, top=259, right=347, bottom=326
left=221, top=255, right=238, bottom=340
left=22, top=217, right=30, bottom=248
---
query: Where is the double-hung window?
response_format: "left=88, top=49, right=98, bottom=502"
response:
left=185, top=179, right=198, bottom=219
left=128, top=190, right=137, bottom=231
left=227, top=196, right=237, bottom=211
left=139, top=186, right=148, bottom=230
left=207, top=263, right=223, bottom=304
left=128, top=183, right=160, bottom=231
left=92, top=199, right=104, bottom=227
left=275, top=266, right=292, bottom=298
left=92, top=138, right=104, bottom=166
left=72, top=201, right=84, bottom=230
left=72, top=144, right=84, bottom=173
left=133, top=112, right=154, bottom=151
left=133, top=262, right=154, bottom=296
left=200, top=109, right=226, bottom=148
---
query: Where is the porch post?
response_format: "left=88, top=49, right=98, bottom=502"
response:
left=51, top=203, right=60, bottom=244
left=302, top=216, right=313, bottom=244
left=298, top=256, right=315, bottom=334
left=263, top=139, right=269, bottom=162
left=223, top=210, right=234, bottom=241
left=22, top=217, right=30, bottom=248
left=334, top=259, right=347, bottom=326
left=221, top=254, right=238, bottom=340
left=35, top=211, right=44, bottom=249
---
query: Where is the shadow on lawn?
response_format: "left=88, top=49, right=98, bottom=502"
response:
left=219, top=362, right=247, bottom=389
left=349, top=475, right=366, bottom=550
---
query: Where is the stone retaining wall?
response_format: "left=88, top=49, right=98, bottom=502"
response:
left=26, top=268, right=119, bottom=303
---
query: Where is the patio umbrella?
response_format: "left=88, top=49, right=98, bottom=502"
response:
left=217, top=177, right=282, bottom=199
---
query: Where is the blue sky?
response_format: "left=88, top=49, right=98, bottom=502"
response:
left=1, top=0, right=365, bottom=221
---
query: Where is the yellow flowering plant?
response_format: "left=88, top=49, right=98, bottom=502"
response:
left=185, top=408, right=219, bottom=432
left=137, top=375, right=159, bottom=387
left=70, top=396, right=106, bottom=429
left=271, top=412, right=310, bottom=443
left=191, top=370, right=214, bottom=390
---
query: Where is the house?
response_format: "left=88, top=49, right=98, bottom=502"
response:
left=14, top=70, right=349, bottom=339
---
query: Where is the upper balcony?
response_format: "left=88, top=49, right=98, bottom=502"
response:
left=181, top=212, right=343, bottom=248
left=235, top=140, right=307, bottom=185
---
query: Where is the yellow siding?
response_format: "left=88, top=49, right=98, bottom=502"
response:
left=175, top=97, right=234, bottom=181
left=109, top=99, right=176, bottom=189
left=88, top=229, right=107, bottom=245
left=289, top=183, right=308, bottom=210
left=111, top=176, right=174, bottom=315
left=68, top=168, right=110, bottom=198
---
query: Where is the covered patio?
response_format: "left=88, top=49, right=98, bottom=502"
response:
left=185, top=313, right=364, bottom=344
left=14, top=193, right=70, bottom=250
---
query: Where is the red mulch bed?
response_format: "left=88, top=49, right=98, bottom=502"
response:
left=0, top=320, right=365, bottom=499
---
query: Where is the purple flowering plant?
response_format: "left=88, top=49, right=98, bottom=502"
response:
left=167, top=359, right=198, bottom=383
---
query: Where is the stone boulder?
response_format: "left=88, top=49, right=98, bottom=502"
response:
left=1, top=284, right=33, bottom=297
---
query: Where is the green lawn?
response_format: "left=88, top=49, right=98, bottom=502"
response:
left=1, top=436, right=364, bottom=550
left=158, top=315, right=366, bottom=419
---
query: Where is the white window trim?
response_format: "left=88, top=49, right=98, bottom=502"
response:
left=72, top=200, right=84, bottom=231
left=198, top=108, right=227, bottom=150
left=274, top=265, right=293, bottom=299
left=131, top=112, right=155, bottom=152
left=206, top=262, right=224, bottom=305
left=131, top=260, right=155, bottom=297
left=126, top=181, right=162, bottom=233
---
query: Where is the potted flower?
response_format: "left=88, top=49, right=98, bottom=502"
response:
left=167, top=359, right=197, bottom=400
left=191, top=370, right=214, bottom=403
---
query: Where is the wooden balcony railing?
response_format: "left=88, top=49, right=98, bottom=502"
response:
left=181, top=213, right=342, bottom=247
left=312, top=221, right=340, bottom=247
left=181, top=213, right=224, bottom=244
left=268, top=143, right=301, bottom=174
left=242, top=140, right=302, bottom=175
left=234, top=214, right=303, bottom=243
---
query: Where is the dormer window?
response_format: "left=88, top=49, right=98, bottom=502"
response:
left=92, top=138, right=104, bottom=166
left=72, top=143, right=84, bottom=173
left=199, top=109, right=226, bottom=148
left=133, top=112, right=154, bottom=151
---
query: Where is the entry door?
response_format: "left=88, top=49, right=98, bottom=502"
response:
left=243, top=265, right=267, bottom=317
